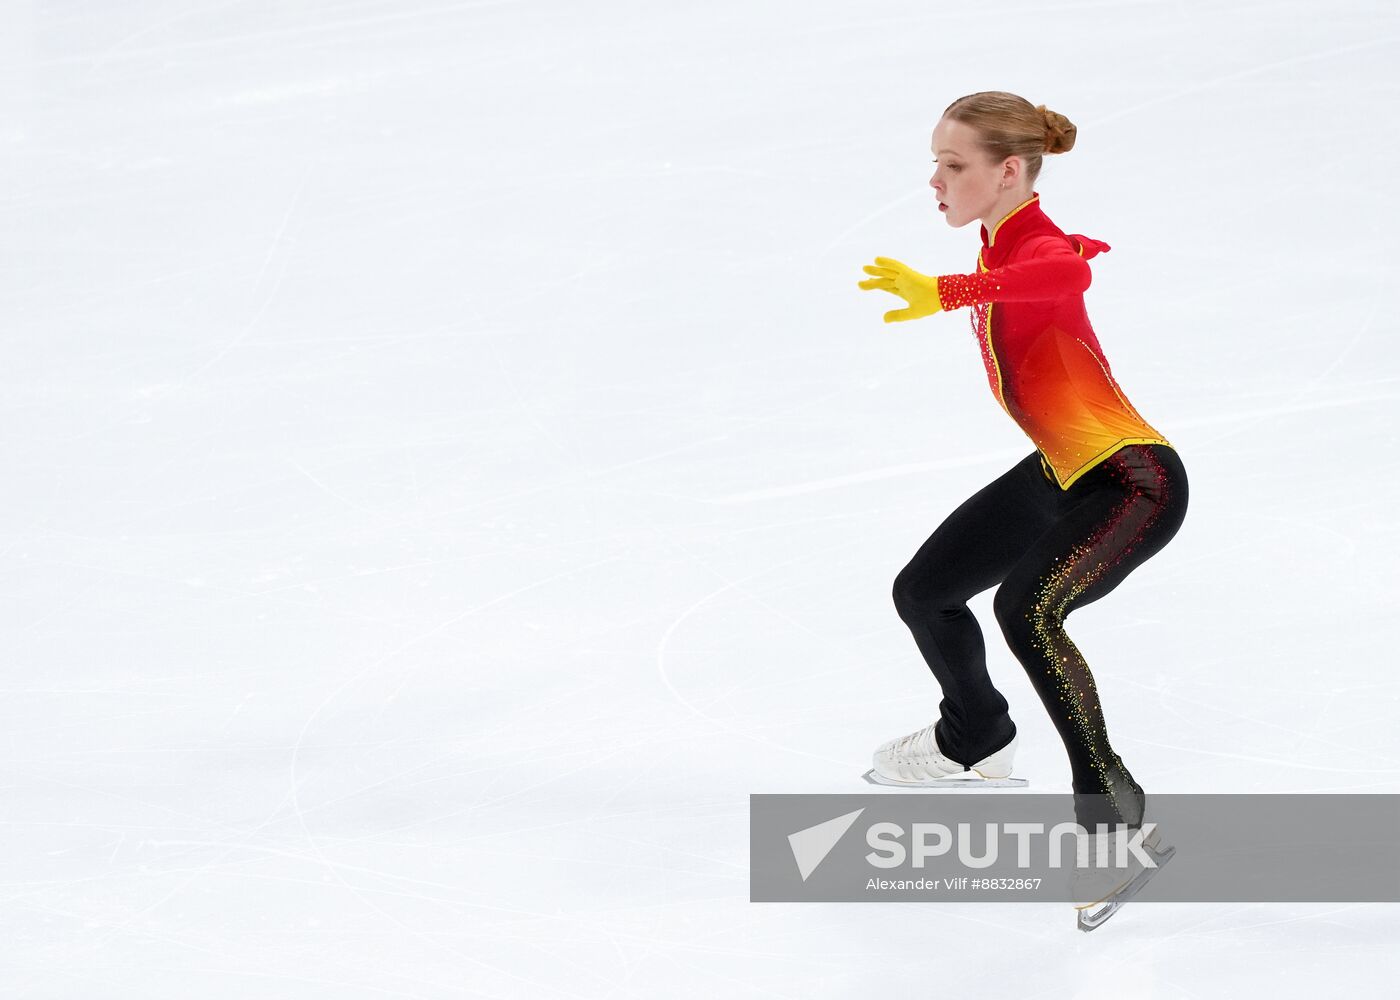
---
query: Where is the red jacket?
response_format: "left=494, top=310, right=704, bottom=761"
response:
left=934, top=192, right=1172, bottom=490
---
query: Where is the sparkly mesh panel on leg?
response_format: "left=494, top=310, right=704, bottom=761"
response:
left=992, top=445, right=1188, bottom=828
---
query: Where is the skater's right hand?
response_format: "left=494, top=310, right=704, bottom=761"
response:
left=858, top=256, right=945, bottom=323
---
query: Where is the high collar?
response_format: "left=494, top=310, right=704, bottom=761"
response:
left=979, top=192, right=1042, bottom=250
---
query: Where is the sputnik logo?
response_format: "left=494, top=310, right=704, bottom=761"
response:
left=788, top=808, right=865, bottom=881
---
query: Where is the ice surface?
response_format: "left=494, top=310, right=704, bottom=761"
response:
left=1, top=0, right=1398, bottom=996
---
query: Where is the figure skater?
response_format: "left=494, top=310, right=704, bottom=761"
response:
left=857, top=91, right=1189, bottom=831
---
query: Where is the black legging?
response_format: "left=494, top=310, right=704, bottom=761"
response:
left=892, top=443, right=1188, bottom=827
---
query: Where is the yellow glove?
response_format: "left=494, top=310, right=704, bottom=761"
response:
left=858, top=256, right=944, bottom=323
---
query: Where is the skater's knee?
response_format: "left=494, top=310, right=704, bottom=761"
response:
left=991, top=582, right=1020, bottom=631
left=891, top=569, right=921, bottom=622
left=892, top=568, right=956, bottom=622
left=993, top=581, right=1047, bottom=644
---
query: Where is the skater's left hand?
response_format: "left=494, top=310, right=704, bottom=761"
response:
left=858, top=256, right=944, bottom=323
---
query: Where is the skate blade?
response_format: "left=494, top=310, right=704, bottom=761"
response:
left=862, top=768, right=1028, bottom=789
left=1075, top=842, right=1177, bottom=932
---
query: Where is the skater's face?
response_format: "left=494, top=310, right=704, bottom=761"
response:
left=929, top=118, right=1024, bottom=229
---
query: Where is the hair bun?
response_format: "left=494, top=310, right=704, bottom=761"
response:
left=1035, top=104, right=1077, bottom=155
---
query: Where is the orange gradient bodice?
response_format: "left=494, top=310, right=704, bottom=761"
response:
left=933, top=192, right=1172, bottom=490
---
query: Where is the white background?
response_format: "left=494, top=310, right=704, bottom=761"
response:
left=2, top=0, right=1398, bottom=996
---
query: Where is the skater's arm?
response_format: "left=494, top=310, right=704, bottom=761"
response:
left=858, top=234, right=1105, bottom=322
left=935, top=235, right=1094, bottom=308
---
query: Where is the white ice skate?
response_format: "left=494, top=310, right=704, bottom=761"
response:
left=1071, top=823, right=1176, bottom=931
left=862, top=722, right=1027, bottom=789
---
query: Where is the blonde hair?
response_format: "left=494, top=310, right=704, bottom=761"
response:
left=942, top=91, right=1076, bottom=187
